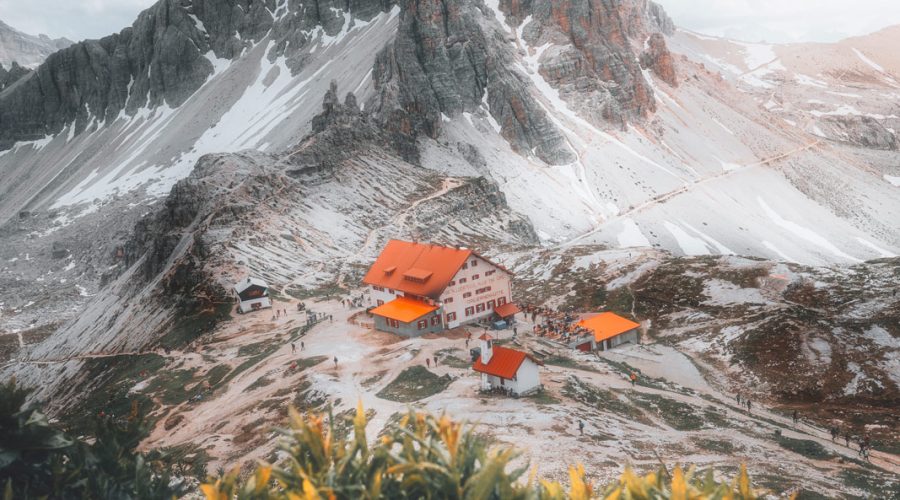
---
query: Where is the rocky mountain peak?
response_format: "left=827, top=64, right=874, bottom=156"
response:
left=0, top=19, right=72, bottom=68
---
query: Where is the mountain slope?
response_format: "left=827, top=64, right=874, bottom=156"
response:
left=0, top=19, right=71, bottom=68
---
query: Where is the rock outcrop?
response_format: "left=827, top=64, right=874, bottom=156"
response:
left=0, top=0, right=394, bottom=148
left=640, top=33, right=677, bottom=86
left=500, top=0, right=673, bottom=125
left=371, top=0, right=575, bottom=165
left=0, top=61, right=30, bottom=90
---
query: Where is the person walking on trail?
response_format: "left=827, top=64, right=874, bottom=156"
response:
left=433, top=355, right=438, bottom=367
left=465, top=338, right=469, bottom=348
left=844, top=433, right=851, bottom=448
left=578, top=420, right=584, bottom=436
left=301, top=341, right=305, bottom=351
left=792, top=410, right=799, bottom=425
left=830, top=426, right=839, bottom=442
left=333, top=356, right=338, bottom=368
left=426, top=358, right=431, bottom=368
left=630, top=372, right=638, bottom=387
left=736, top=393, right=741, bottom=405
left=291, top=342, right=296, bottom=354
left=746, top=399, right=752, bottom=412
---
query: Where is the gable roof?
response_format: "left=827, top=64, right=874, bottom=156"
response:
left=472, top=345, right=542, bottom=379
left=577, top=312, right=640, bottom=343
left=234, top=277, right=268, bottom=294
left=361, top=240, right=475, bottom=299
left=369, top=296, right=438, bottom=323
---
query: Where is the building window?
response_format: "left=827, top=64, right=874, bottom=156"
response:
left=465, top=307, right=474, bottom=317
left=431, top=316, right=441, bottom=326
left=498, top=296, right=506, bottom=306
left=500, top=378, right=505, bottom=386
left=388, top=319, right=399, bottom=328
left=471, top=260, right=478, bottom=267
left=487, top=300, right=495, bottom=310
left=377, top=299, right=384, bottom=306
left=388, top=289, right=394, bottom=294
left=373, top=285, right=385, bottom=291
left=463, top=292, right=472, bottom=298
left=476, top=303, right=485, bottom=313
left=472, top=274, right=480, bottom=281
left=462, top=263, right=468, bottom=270
left=417, top=320, right=428, bottom=330
left=475, top=286, right=492, bottom=295
left=485, top=270, right=495, bottom=276
left=448, top=280, right=455, bottom=286
left=446, top=312, right=457, bottom=322
left=444, top=297, right=454, bottom=304
left=458, top=277, right=467, bottom=284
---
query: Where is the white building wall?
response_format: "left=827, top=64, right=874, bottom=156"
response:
left=369, top=286, right=404, bottom=306
left=439, top=255, right=512, bottom=329
left=238, top=297, right=272, bottom=313
left=481, top=359, right=541, bottom=395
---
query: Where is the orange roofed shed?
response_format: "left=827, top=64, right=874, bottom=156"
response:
left=369, top=296, right=438, bottom=323
left=577, top=312, right=640, bottom=343
left=472, top=345, right=542, bottom=380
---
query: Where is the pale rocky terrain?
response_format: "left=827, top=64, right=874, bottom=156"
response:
left=0, top=0, right=898, bottom=497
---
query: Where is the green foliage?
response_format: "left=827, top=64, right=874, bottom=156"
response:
left=375, top=366, right=453, bottom=402
left=202, top=404, right=768, bottom=499
left=0, top=378, right=176, bottom=499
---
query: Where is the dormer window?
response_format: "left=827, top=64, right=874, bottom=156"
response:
left=384, top=266, right=397, bottom=275
left=403, top=268, right=433, bottom=283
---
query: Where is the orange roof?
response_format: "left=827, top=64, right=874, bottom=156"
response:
left=472, top=345, right=542, bottom=379
left=362, top=240, right=477, bottom=299
left=370, top=296, right=438, bottom=323
left=577, top=312, right=640, bottom=342
left=494, top=302, right=520, bottom=318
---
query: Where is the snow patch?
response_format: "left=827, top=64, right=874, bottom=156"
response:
left=616, top=219, right=650, bottom=248
left=757, top=197, right=860, bottom=262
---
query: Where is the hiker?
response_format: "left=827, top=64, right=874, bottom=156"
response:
left=792, top=410, right=798, bottom=425
left=513, top=327, right=518, bottom=336
left=301, top=341, right=305, bottom=351
left=426, top=358, right=431, bottom=368
left=333, top=356, right=338, bottom=368
left=844, top=433, right=850, bottom=447
left=630, top=372, right=637, bottom=387
left=433, top=355, right=438, bottom=367
left=578, top=420, right=584, bottom=436
left=465, top=338, right=469, bottom=348
left=735, top=393, right=741, bottom=405
left=830, top=426, right=839, bottom=442
left=329, top=314, right=333, bottom=323
left=289, top=361, right=297, bottom=372
left=291, top=342, right=296, bottom=354
left=746, top=399, right=752, bottom=412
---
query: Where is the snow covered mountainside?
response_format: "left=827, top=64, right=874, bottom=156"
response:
left=0, top=0, right=898, bottom=495
left=0, top=19, right=72, bottom=69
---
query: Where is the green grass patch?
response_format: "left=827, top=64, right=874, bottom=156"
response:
left=525, top=390, right=560, bottom=405
left=839, top=468, right=900, bottom=499
left=205, top=364, right=231, bottom=386
left=562, top=377, right=646, bottom=423
left=627, top=392, right=706, bottom=431
left=244, top=376, right=275, bottom=393
left=775, top=435, right=834, bottom=460
left=145, top=368, right=197, bottom=405
left=436, top=348, right=471, bottom=369
left=544, top=355, right=600, bottom=373
left=694, top=438, right=737, bottom=454
left=376, top=366, right=453, bottom=403
left=159, top=301, right=233, bottom=349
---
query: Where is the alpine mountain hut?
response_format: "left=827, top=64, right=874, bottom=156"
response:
left=233, top=277, right=272, bottom=314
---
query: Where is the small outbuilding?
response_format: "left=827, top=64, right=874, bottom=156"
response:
left=233, top=277, right=272, bottom=314
left=576, top=312, right=640, bottom=351
left=472, top=334, right=542, bottom=396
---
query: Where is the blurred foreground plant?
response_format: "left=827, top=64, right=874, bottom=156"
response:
left=203, top=403, right=769, bottom=499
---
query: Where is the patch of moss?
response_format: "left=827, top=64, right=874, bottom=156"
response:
left=376, top=366, right=453, bottom=403
left=627, top=392, right=706, bottom=431
left=774, top=435, right=833, bottom=460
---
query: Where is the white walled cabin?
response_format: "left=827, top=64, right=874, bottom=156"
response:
left=233, top=277, right=272, bottom=314
left=472, top=334, right=542, bottom=396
